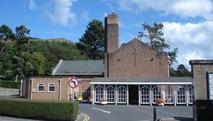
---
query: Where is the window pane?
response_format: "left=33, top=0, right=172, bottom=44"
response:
left=48, top=84, right=55, bottom=92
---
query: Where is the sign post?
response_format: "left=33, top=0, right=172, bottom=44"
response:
left=68, top=77, right=79, bottom=101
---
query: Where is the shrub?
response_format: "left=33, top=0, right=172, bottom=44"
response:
left=0, top=80, right=20, bottom=89
left=0, top=99, right=79, bottom=121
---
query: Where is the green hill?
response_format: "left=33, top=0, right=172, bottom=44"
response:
left=0, top=38, right=89, bottom=79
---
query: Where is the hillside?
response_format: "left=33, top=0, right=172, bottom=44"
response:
left=0, top=38, right=89, bottom=79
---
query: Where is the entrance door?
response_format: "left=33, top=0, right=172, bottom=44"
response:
left=129, top=85, right=139, bottom=105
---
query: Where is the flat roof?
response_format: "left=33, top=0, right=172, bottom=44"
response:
left=190, top=60, right=213, bottom=65
left=91, top=77, right=192, bottom=85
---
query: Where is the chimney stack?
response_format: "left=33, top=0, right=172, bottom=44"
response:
left=105, top=12, right=119, bottom=53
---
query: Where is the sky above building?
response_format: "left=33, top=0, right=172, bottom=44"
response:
left=0, top=0, right=213, bottom=68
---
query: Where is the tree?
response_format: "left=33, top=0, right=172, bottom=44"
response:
left=30, top=52, right=47, bottom=75
left=0, top=25, right=14, bottom=56
left=138, top=22, right=178, bottom=66
left=12, top=25, right=32, bottom=81
left=76, top=20, right=105, bottom=59
left=169, top=67, right=177, bottom=77
left=176, top=64, right=191, bottom=77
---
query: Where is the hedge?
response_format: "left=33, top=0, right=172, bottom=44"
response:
left=0, top=80, right=20, bottom=89
left=0, top=99, right=79, bottom=121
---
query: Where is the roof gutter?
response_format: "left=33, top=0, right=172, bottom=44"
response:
left=90, top=81, right=192, bottom=85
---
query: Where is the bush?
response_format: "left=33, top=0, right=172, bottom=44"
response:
left=0, top=80, right=20, bottom=89
left=0, top=99, right=79, bottom=121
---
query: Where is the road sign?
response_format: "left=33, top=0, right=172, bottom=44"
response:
left=68, top=77, right=79, bottom=88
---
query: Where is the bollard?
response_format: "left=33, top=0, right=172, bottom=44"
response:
left=153, top=107, right=157, bottom=121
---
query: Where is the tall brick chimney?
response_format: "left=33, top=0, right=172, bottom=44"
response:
left=105, top=12, right=119, bottom=53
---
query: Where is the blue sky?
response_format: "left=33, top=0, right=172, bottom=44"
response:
left=0, top=0, right=213, bottom=68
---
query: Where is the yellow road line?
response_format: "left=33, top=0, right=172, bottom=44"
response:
left=81, top=113, right=90, bottom=121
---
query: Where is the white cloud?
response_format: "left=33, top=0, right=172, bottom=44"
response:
left=47, top=0, right=77, bottom=26
left=116, top=0, right=213, bottom=20
left=28, top=0, right=36, bottom=10
left=163, top=21, right=213, bottom=68
left=80, top=11, right=90, bottom=21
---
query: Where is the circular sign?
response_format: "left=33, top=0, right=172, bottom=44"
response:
left=68, top=77, right=79, bottom=88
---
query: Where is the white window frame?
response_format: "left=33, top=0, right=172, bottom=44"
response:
left=208, top=73, right=213, bottom=100
left=187, top=85, right=193, bottom=104
left=118, top=86, right=127, bottom=103
left=48, top=83, right=55, bottom=92
left=140, top=86, right=150, bottom=104
left=95, top=85, right=104, bottom=103
left=37, top=83, right=44, bottom=92
left=152, top=86, right=161, bottom=104
left=106, top=86, right=115, bottom=103
left=165, top=85, right=174, bottom=104
left=177, top=85, right=186, bottom=104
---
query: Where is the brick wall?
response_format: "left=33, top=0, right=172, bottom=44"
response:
left=107, top=39, right=169, bottom=78
left=192, top=64, right=213, bottom=100
left=26, top=77, right=93, bottom=101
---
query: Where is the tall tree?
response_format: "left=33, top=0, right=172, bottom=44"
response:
left=76, top=20, right=105, bottom=59
left=12, top=25, right=32, bottom=81
left=138, top=22, right=178, bottom=66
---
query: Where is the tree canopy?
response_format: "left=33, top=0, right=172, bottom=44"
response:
left=170, top=64, right=191, bottom=77
left=0, top=24, right=89, bottom=81
left=76, top=20, right=105, bottom=59
left=138, top=22, right=178, bottom=66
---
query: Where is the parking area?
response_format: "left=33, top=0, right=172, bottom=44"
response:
left=79, top=104, right=193, bottom=121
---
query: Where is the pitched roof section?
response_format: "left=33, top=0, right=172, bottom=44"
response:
left=52, top=60, right=104, bottom=76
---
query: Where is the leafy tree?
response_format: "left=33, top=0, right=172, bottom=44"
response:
left=176, top=64, right=191, bottom=77
left=169, top=67, right=177, bottom=77
left=76, top=20, right=105, bottom=59
left=30, top=52, right=47, bottom=75
left=0, top=25, right=90, bottom=80
left=12, top=25, right=32, bottom=81
left=0, top=25, right=14, bottom=56
left=138, top=22, right=178, bottom=66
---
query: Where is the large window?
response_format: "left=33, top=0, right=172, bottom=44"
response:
left=37, top=83, right=44, bottom=92
left=118, top=86, right=127, bottom=103
left=187, top=85, right=193, bottom=104
left=165, top=85, right=174, bottom=104
left=48, top=83, right=55, bottom=92
left=177, top=85, right=186, bottom=104
left=152, top=85, right=161, bottom=103
left=106, top=86, right=115, bottom=103
left=95, top=85, right=104, bottom=103
left=208, top=73, right=213, bottom=100
left=141, top=86, right=150, bottom=104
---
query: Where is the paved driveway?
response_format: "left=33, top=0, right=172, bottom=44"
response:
left=79, top=104, right=193, bottom=121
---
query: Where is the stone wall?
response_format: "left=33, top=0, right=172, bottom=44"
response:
left=0, top=87, right=19, bottom=96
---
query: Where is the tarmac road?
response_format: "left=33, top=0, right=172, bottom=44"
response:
left=79, top=103, right=193, bottom=121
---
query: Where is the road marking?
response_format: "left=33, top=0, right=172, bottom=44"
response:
left=92, top=108, right=111, bottom=114
left=81, top=113, right=90, bottom=121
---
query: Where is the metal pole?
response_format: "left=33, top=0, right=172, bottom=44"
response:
left=153, top=107, right=157, bottom=121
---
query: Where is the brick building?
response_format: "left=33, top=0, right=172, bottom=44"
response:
left=22, top=13, right=193, bottom=105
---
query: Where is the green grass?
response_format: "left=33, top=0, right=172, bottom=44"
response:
left=0, top=80, right=19, bottom=89
left=0, top=99, right=79, bottom=121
